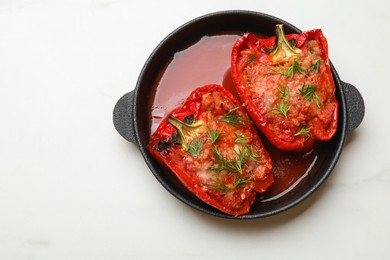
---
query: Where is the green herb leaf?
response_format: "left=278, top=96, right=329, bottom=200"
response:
left=243, top=145, right=260, bottom=163
left=307, top=60, right=321, bottom=74
left=299, top=84, right=323, bottom=108
left=294, top=127, right=312, bottom=139
left=209, top=146, right=243, bottom=175
left=234, top=133, right=248, bottom=144
left=207, top=176, right=252, bottom=194
left=269, top=60, right=306, bottom=78
left=208, top=129, right=223, bottom=144
left=267, top=64, right=284, bottom=75
left=233, top=176, right=252, bottom=188
left=218, top=107, right=246, bottom=126
left=247, top=54, right=257, bottom=64
left=278, top=86, right=289, bottom=101
left=208, top=144, right=260, bottom=175
left=271, top=101, right=291, bottom=118
left=270, top=86, right=292, bottom=117
left=208, top=178, right=232, bottom=193
left=286, top=61, right=306, bottom=78
left=185, top=138, right=204, bottom=157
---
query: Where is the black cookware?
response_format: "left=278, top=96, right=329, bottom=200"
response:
left=113, top=10, right=365, bottom=219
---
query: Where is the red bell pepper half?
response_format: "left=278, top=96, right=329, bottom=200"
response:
left=231, top=24, right=338, bottom=151
left=148, top=84, right=273, bottom=216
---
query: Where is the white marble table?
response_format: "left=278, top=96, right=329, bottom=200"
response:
left=0, top=0, right=388, bottom=259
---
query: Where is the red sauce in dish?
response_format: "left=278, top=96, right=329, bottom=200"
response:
left=149, top=34, right=326, bottom=200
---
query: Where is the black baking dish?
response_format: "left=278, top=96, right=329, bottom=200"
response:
left=113, top=10, right=365, bottom=219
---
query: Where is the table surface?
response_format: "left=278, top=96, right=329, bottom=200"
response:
left=1, top=0, right=388, bottom=259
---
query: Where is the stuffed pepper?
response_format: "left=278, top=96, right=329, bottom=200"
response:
left=148, top=84, right=273, bottom=216
left=231, top=24, right=338, bottom=151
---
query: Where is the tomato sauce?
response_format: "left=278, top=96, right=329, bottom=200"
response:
left=149, top=34, right=326, bottom=201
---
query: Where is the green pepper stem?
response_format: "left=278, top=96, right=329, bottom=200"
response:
left=167, top=115, right=203, bottom=150
left=269, top=24, right=302, bottom=63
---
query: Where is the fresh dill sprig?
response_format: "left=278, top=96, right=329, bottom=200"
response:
left=233, top=176, right=252, bottom=188
left=208, top=129, right=223, bottom=144
left=208, top=146, right=244, bottom=175
left=207, top=176, right=252, bottom=194
left=233, top=145, right=260, bottom=172
left=270, top=86, right=291, bottom=117
left=218, top=107, right=247, bottom=126
left=247, top=54, right=257, bottom=64
left=271, top=101, right=291, bottom=118
left=294, top=127, right=312, bottom=139
left=299, top=84, right=317, bottom=100
left=208, top=144, right=260, bottom=175
left=268, top=64, right=284, bottom=75
left=233, top=148, right=246, bottom=174
left=185, top=138, right=204, bottom=157
left=269, top=61, right=306, bottom=78
left=234, top=133, right=248, bottom=144
left=206, top=144, right=259, bottom=193
left=278, top=86, right=289, bottom=100
left=299, top=84, right=323, bottom=108
left=285, top=61, right=306, bottom=78
left=208, top=178, right=231, bottom=193
left=243, top=145, right=260, bottom=163
left=307, top=60, right=321, bottom=74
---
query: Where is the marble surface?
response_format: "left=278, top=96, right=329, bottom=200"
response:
left=0, top=0, right=388, bottom=259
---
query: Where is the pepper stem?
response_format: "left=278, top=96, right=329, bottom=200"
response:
left=167, top=115, right=203, bottom=150
left=268, top=24, right=302, bottom=63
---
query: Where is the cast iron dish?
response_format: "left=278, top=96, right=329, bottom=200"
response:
left=113, top=10, right=365, bottom=219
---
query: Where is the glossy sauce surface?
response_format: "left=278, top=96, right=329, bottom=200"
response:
left=150, top=34, right=324, bottom=200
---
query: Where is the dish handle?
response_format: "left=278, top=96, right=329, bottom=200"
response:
left=113, top=91, right=137, bottom=144
left=341, top=81, right=365, bottom=133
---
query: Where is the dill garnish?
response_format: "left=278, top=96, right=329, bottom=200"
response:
left=208, top=178, right=231, bottom=193
left=269, top=60, right=306, bottom=78
left=299, top=84, right=323, bottom=108
left=278, top=86, right=289, bottom=100
left=307, top=60, right=321, bottom=74
left=234, top=133, right=248, bottom=144
left=271, top=101, right=291, bottom=117
left=247, top=54, right=257, bottom=64
left=208, top=129, right=223, bottom=144
left=207, top=176, right=252, bottom=194
left=208, top=146, right=244, bottom=174
left=271, top=86, right=291, bottom=118
left=294, top=127, right=312, bottom=139
left=185, top=138, right=204, bottom=158
left=285, top=60, right=306, bottom=78
left=218, top=107, right=247, bottom=126
left=208, top=144, right=259, bottom=175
